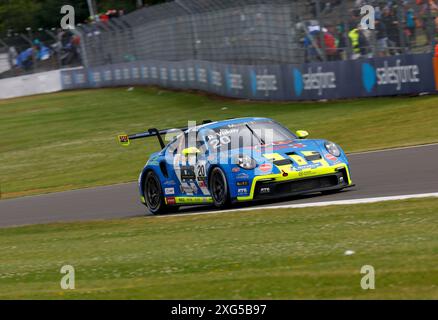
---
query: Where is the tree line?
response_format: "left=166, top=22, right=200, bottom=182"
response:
left=0, top=0, right=166, bottom=36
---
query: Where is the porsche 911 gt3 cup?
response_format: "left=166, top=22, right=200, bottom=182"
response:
left=118, top=117, right=353, bottom=214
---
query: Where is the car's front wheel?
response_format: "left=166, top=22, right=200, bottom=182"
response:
left=144, top=171, right=176, bottom=215
left=209, top=167, right=231, bottom=209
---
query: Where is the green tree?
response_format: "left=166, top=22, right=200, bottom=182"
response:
left=35, top=0, right=89, bottom=28
left=0, top=0, right=166, bottom=36
left=0, top=0, right=41, bottom=34
left=95, top=0, right=167, bottom=12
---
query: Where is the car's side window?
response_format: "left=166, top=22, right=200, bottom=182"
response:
left=166, top=134, right=183, bottom=156
left=171, top=132, right=191, bottom=156
left=196, top=138, right=207, bottom=155
left=168, top=131, right=206, bottom=156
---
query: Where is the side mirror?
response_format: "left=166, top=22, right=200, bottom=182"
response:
left=296, top=130, right=309, bottom=139
left=182, top=147, right=201, bottom=156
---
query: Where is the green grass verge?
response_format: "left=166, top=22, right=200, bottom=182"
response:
left=1, top=88, right=438, bottom=198
left=0, top=198, right=437, bottom=299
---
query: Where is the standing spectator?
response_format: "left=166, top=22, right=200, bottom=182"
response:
left=99, top=12, right=109, bottom=23
left=375, top=18, right=389, bottom=56
left=320, top=28, right=339, bottom=60
left=405, top=6, right=416, bottom=47
left=381, top=6, right=400, bottom=54
left=416, top=0, right=438, bottom=43
left=304, top=27, right=322, bottom=62
left=348, top=24, right=369, bottom=59
left=303, top=26, right=339, bottom=62
left=16, top=47, right=34, bottom=70
left=334, top=24, right=347, bottom=59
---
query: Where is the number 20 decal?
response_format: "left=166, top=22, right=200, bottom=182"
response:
left=209, top=136, right=231, bottom=149
left=197, top=164, right=206, bottom=177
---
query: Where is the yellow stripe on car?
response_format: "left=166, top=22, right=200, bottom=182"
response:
left=174, top=197, right=213, bottom=204
left=263, top=153, right=284, bottom=161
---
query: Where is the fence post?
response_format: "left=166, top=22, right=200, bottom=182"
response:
left=341, top=0, right=353, bottom=59
left=315, top=0, right=327, bottom=61
left=396, top=0, right=407, bottom=53
left=113, top=17, right=138, bottom=64
left=175, top=0, right=198, bottom=60
left=1, top=38, right=14, bottom=71
left=0, top=38, right=8, bottom=49
left=45, top=30, right=63, bottom=69
left=71, top=27, right=89, bottom=68
left=0, top=38, right=9, bottom=67
left=425, top=0, right=435, bottom=52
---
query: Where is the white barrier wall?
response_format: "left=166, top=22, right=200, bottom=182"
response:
left=0, top=70, right=63, bottom=100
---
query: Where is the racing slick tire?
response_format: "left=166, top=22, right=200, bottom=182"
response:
left=144, top=171, right=178, bottom=215
left=209, top=167, right=231, bottom=209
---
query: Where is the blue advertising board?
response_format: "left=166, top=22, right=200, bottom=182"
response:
left=61, top=53, right=437, bottom=101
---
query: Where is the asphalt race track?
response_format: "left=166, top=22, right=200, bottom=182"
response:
left=1, top=144, right=438, bottom=228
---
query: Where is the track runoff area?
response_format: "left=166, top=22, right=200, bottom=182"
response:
left=1, top=143, right=438, bottom=227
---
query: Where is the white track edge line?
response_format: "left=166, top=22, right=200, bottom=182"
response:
left=158, top=192, right=438, bottom=218
left=348, top=142, right=438, bottom=155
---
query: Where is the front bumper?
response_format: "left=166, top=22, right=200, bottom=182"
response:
left=236, top=163, right=353, bottom=202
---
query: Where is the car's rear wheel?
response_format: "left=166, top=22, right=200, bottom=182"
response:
left=209, top=167, right=231, bottom=209
left=144, top=171, right=177, bottom=215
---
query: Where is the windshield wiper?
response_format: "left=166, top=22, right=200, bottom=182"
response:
left=246, top=124, right=265, bottom=145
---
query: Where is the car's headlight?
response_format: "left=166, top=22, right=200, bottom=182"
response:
left=235, top=154, right=257, bottom=170
left=324, top=141, right=341, bottom=157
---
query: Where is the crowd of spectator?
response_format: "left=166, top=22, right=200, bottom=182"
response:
left=303, top=0, right=438, bottom=62
left=86, top=9, right=125, bottom=24
left=3, top=1, right=438, bottom=74
left=5, top=30, right=81, bottom=73
left=2, top=8, right=125, bottom=74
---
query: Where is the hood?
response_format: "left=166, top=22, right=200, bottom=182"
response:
left=234, top=139, right=343, bottom=170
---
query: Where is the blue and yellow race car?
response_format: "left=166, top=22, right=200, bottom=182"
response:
left=118, top=117, right=353, bottom=214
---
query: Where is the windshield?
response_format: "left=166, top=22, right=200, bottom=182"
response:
left=202, top=120, right=295, bottom=152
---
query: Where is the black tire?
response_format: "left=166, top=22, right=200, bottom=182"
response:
left=144, top=171, right=177, bottom=215
left=209, top=167, right=231, bottom=209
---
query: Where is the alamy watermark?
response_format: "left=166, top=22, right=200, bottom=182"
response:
left=360, top=265, right=375, bottom=290
left=360, top=5, right=375, bottom=30
left=60, top=5, right=75, bottom=30
left=60, top=265, right=75, bottom=290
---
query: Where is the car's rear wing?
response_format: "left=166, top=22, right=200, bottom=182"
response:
left=117, top=120, right=213, bottom=148
left=118, top=128, right=186, bottom=148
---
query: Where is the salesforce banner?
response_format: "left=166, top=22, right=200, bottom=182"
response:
left=287, top=60, right=345, bottom=100
left=61, top=53, right=436, bottom=101
left=359, top=54, right=435, bottom=96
